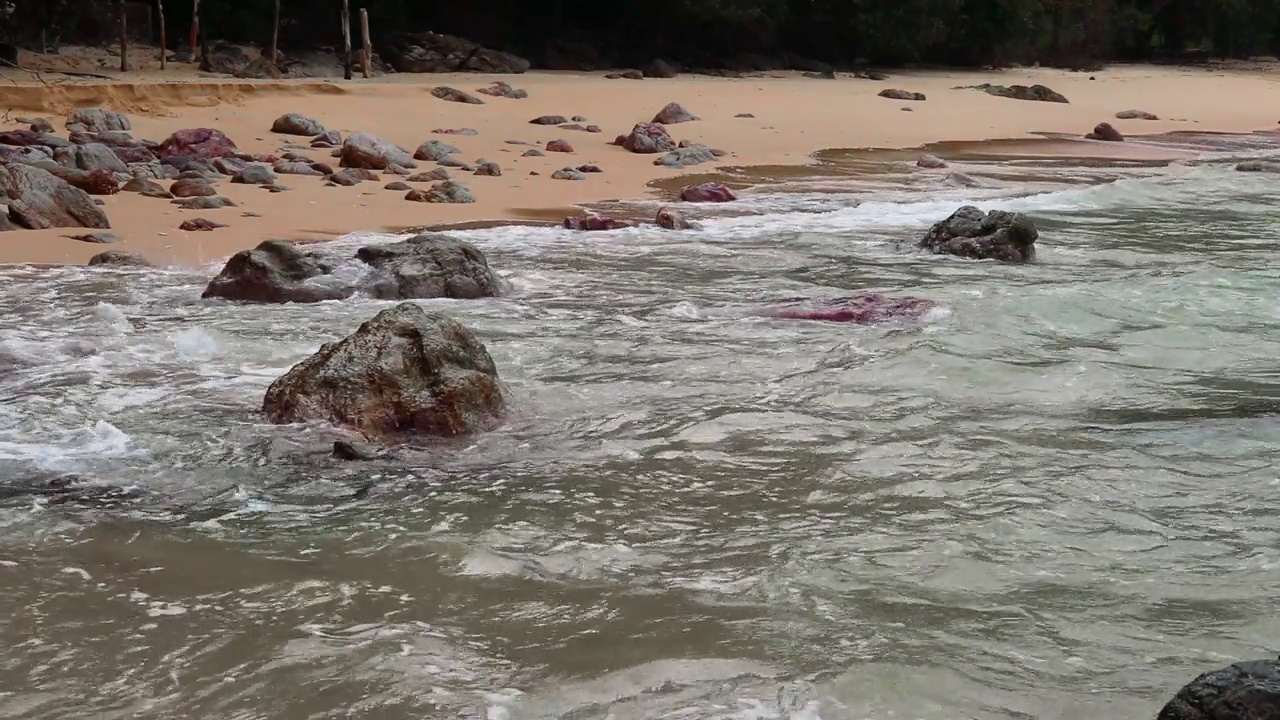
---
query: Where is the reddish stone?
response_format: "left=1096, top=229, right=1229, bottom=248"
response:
left=620, top=123, right=676, bottom=154
left=157, top=128, right=239, bottom=160
left=563, top=215, right=633, bottom=231
left=546, top=139, right=574, bottom=153
left=679, top=182, right=736, bottom=203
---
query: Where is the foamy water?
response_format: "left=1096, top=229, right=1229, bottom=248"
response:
left=0, top=152, right=1278, bottom=719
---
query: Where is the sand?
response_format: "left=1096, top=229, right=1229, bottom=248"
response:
left=2, top=48, right=1280, bottom=267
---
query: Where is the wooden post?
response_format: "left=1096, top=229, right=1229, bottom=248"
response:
left=342, top=0, right=352, bottom=80
left=189, top=0, right=200, bottom=54
left=359, top=9, right=371, bottom=78
left=158, top=0, right=167, bottom=69
left=119, top=0, right=128, bottom=72
left=270, top=0, right=281, bottom=68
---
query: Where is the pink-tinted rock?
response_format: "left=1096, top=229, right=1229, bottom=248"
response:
left=113, top=146, right=157, bottom=164
left=546, top=139, right=574, bottom=153
left=563, top=215, right=633, bottom=231
left=770, top=294, right=936, bottom=324
left=679, top=182, right=736, bottom=203
left=652, top=102, right=698, bottom=124
left=620, top=122, right=676, bottom=154
left=157, top=128, right=238, bottom=160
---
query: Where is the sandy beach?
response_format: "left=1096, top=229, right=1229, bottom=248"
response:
left=2, top=49, right=1279, bottom=267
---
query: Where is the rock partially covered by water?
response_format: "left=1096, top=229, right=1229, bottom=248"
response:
left=770, top=294, right=936, bottom=323
left=680, top=182, right=737, bottom=202
left=88, top=250, right=152, bottom=267
left=563, top=215, right=633, bottom=231
left=202, top=240, right=353, bottom=304
left=0, top=163, right=111, bottom=229
left=262, top=303, right=506, bottom=440
left=355, top=233, right=502, bottom=299
left=1086, top=122, right=1124, bottom=141
left=919, top=205, right=1038, bottom=263
left=1236, top=160, right=1280, bottom=173
left=1158, top=657, right=1280, bottom=720
left=656, top=207, right=692, bottom=229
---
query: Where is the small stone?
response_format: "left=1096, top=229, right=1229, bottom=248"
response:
left=576, top=164, right=603, bottom=173
left=414, top=140, right=459, bottom=162
left=652, top=102, right=699, bottom=124
left=385, top=181, right=412, bottom=191
left=407, top=168, right=451, bottom=182
left=474, top=162, right=501, bottom=176
left=432, top=128, right=478, bottom=136
left=1116, top=109, right=1159, bottom=120
left=231, top=165, right=277, bottom=185
left=530, top=115, right=568, bottom=125
left=571, top=115, right=588, bottom=122
left=170, top=178, right=216, bottom=197
left=172, top=196, right=236, bottom=210
left=916, top=154, right=948, bottom=169
left=878, top=88, right=927, bottom=101
left=431, top=86, right=485, bottom=104
left=734, top=113, right=755, bottom=118
left=179, top=218, right=227, bottom=231
left=605, top=70, right=644, bottom=80
left=404, top=180, right=474, bottom=203
left=551, top=168, right=586, bottom=180
left=65, top=232, right=122, bottom=244
left=476, top=81, right=528, bottom=99
left=522, top=149, right=544, bottom=157
left=546, top=139, right=574, bottom=153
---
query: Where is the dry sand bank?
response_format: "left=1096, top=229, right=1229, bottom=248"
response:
left=2, top=57, right=1279, bottom=267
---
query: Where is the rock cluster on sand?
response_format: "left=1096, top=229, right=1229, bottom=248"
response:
left=66, top=108, right=131, bottom=134
left=431, top=86, right=486, bottom=104
left=1158, top=657, right=1280, bottom=720
left=477, top=81, right=528, bottom=99
left=262, top=302, right=506, bottom=440
left=919, top=205, right=1038, bottom=263
left=380, top=31, right=530, bottom=74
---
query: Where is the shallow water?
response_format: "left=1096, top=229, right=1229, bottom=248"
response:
left=2, top=149, right=1279, bottom=719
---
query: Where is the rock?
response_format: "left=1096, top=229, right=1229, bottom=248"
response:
left=200, top=42, right=251, bottom=74
left=679, top=182, right=737, bottom=203
left=212, top=157, right=248, bottom=175
left=1116, top=109, right=1159, bottom=120
left=620, top=122, right=676, bottom=154
left=413, top=140, right=460, bottom=161
left=233, top=55, right=283, bottom=80
left=262, top=302, right=506, bottom=440
left=918, top=205, right=1038, bottom=263
left=36, top=165, right=120, bottom=196
left=405, top=180, right=474, bottom=203
left=66, top=108, right=131, bottom=133
left=1158, top=657, right=1280, bottom=720
left=69, top=130, right=137, bottom=148
left=436, top=157, right=473, bottom=170
left=735, top=112, right=756, bottom=118
left=274, top=160, right=325, bottom=176
left=157, top=128, right=239, bottom=160
left=878, top=89, right=926, bottom=101
left=1085, top=122, right=1124, bottom=141
left=232, top=165, right=278, bottom=185
left=546, top=139, right=574, bottom=153
left=385, top=164, right=412, bottom=176
left=0, top=130, right=54, bottom=147
left=340, top=132, right=417, bottom=170
left=112, top=146, right=158, bottom=164
left=1236, top=160, right=1280, bottom=172
left=172, top=196, right=236, bottom=210
left=312, top=130, right=342, bottom=147
left=551, top=168, right=586, bottom=180
left=170, top=178, right=217, bottom=197
left=381, top=31, right=530, bottom=74
left=88, top=250, right=151, bottom=267
left=530, top=115, right=568, bottom=125
left=770, top=294, right=936, bottom=324
left=431, top=86, right=485, bottom=104
left=262, top=184, right=290, bottom=193
left=26, top=117, right=55, bottom=133
left=126, top=162, right=178, bottom=181
left=332, top=440, right=383, bottom=461
left=656, top=207, right=691, bottom=229
left=355, top=233, right=502, bottom=300
left=605, top=70, right=644, bottom=80
left=433, top=128, right=479, bottom=136
left=384, top=181, right=412, bottom=191
left=521, top=149, right=544, bottom=157
left=655, top=146, right=716, bottom=168
left=0, top=163, right=111, bottom=229
left=65, top=231, right=122, bottom=244
left=474, top=162, right=501, bottom=176
left=945, top=172, right=982, bottom=188
left=856, top=70, right=890, bottom=81
left=123, top=177, right=172, bottom=198
left=576, top=164, right=603, bottom=173
left=407, top=168, right=451, bottom=182
left=271, top=113, right=326, bottom=136
left=642, top=58, right=679, bottom=78
left=477, top=81, right=528, bottom=99
left=917, top=154, right=948, bottom=169
left=328, top=167, right=374, bottom=186
left=203, top=240, right=352, bottom=304
left=179, top=218, right=227, bottom=231
left=652, top=102, right=699, bottom=124
left=969, top=83, right=1069, bottom=103
left=572, top=115, right=588, bottom=122
left=563, top=215, right=633, bottom=231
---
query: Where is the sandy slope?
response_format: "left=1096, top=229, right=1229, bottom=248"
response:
left=1, top=51, right=1279, bottom=267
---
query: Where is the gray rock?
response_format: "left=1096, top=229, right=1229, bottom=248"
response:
left=878, top=88, right=926, bottom=101
left=404, top=180, right=475, bottom=203
left=122, top=177, right=172, bottom=198
left=413, top=140, right=460, bottom=162
left=407, top=168, right=451, bottom=182
left=271, top=113, right=326, bottom=136
left=356, top=233, right=502, bottom=300
left=0, top=163, right=111, bottom=229
left=551, top=168, right=586, bottom=180
left=66, top=108, right=131, bottom=133
left=202, top=240, right=353, bottom=304
left=170, top=178, right=217, bottom=197
left=431, top=86, right=485, bottom=104
left=1158, top=657, right=1280, bottom=720
left=340, top=132, right=417, bottom=170
left=172, top=196, right=237, bottom=210
left=654, top=146, right=716, bottom=168
left=262, top=303, right=506, bottom=440
left=474, top=162, right=501, bottom=176
left=232, top=165, right=278, bottom=185
left=918, top=205, right=1038, bottom=263
left=917, top=154, right=948, bottom=169
left=521, top=149, right=544, bottom=157
left=652, top=102, right=698, bottom=124
left=274, top=161, right=325, bottom=176
left=88, top=250, right=152, bottom=267
left=1235, top=160, right=1280, bottom=173
left=65, top=231, right=122, bottom=244
left=75, top=143, right=128, bottom=174
left=1116, top=109, right=1158, bottom=120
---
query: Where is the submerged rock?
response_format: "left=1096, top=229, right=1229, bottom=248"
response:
left=916, top=154, right=948, bottom=169
left=202, top=240, right=352, bottom=304
left=1235, top=160, right=1280, bottom=173
left=355, top=233, right=502, bottom=299
left=770, top=294, right=936, bottom=323
left=88, top=250, right=152, bottom=267
left=262, top=303, right=506, bottom=440
left=679, top=182, right=737, bottom=203
left=656, top=207, right=692, bottom=229
left=919, top=205, right=1038, bottom=263
left=563, top=215, right=633, bottom=231
left=1158, top=657, right=1280, bottom=720
left=1085, top=122, right=1124, bottom=141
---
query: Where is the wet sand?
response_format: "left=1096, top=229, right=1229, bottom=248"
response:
left=2, top=49, right=1280, bottom=267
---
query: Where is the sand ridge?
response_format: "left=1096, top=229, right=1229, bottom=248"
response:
left=1, top=55, right=1279, bottom=267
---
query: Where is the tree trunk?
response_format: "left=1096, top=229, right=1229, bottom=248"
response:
left=190, top=0, right=200, bottom=53
left=118, top=0, right=128, bottom=72
left=342, top=0, right=352, bottom=80
left=271, top=0, right=281, bottom=67
left=158, top=0, right=167, bottom=69
left=359, top=8, right=371, bottom=78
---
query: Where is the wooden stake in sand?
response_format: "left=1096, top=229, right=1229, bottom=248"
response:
left=118, top=0, right=128, bottom=72
left=342, top=0, right=352, bottom=80
left=190, top=0, right=200, bottom=54
left=158, top=0, right=167, bottom=70
left=271, top=0, right=281, bottom=69
left=359, top=8, right=371, bottom=78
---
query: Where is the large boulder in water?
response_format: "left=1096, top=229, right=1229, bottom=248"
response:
left=340, top=132, right=417, bottom=170
left=380, top=31, right=530, bottom=74
left=0, top=163, right=111, bottom=229
left=355, top=234, right=502, bottom=300
left=202, top=240, right=353, bottom=304
left=918, top=205, right=1038, bottom=263
left=1158, top=657, right=1280, bottom=720
left=770, top=294, right=936, bottom=323
left=157, top=128, right=238, bottom=160
left=262, top=303, right=506, bottom=440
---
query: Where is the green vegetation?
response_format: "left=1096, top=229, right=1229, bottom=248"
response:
left=7, top=0, right=1280, bottom=68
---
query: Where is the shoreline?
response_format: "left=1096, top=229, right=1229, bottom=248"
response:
left=1, top=60, right=1279, bottom=267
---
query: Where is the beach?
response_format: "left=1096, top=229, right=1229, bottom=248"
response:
left=1, top=50, right=1278, bottom=267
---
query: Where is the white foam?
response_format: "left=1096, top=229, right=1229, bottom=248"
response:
left=170, top=327, right=222, bottom=363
